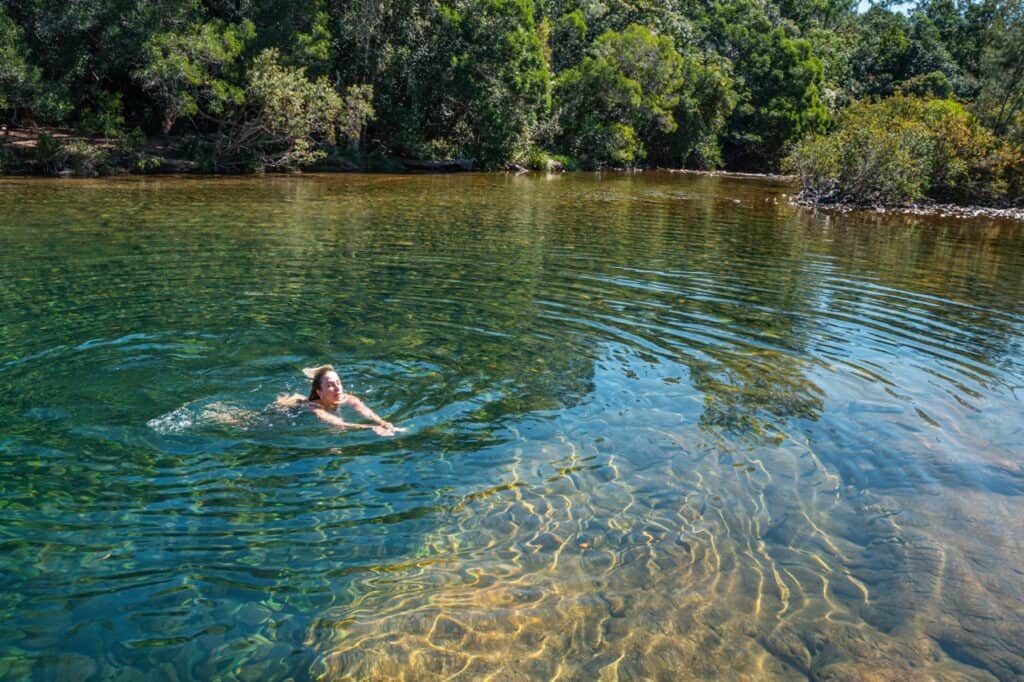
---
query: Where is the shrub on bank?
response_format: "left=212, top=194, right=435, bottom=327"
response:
left=522, top=147, right=578, bottom=171
left=785, top=95, right=1023, bottom=206
left=32, top=135, right=115, bottom=176
left=196, top=49, right=373, bottom=172
left=10, top=130, right=156, bottom=177
left=0, top=144, right=15, bottom=173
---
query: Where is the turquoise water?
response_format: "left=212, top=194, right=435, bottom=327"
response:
left=1, top=173, right=1022, bottom=679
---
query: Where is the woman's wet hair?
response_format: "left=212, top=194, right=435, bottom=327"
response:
left=303, top=365, right=336, bottom=401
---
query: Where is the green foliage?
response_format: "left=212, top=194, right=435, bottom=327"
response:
left=556, top=24, right=684, bottom=167
left=785, top=95, right=1022, bottom=205
left=210, top=48, right=372, bottom=171
left=802, top=25, right=855, bottom=112
left=135, top=19, right=255, bottom=133
left=62, top=139, right=112, bottom=176
left=923, top=97, right=1022, bottom=202
left=785, top=105, right=931, bottom=205
left=549, top=152, right=579, bottom=171
left=551, top=10, right=587, bottom=72
left=976, top=2, right=1024, bottom=144
left=777, top=0, right=857, bottom=30
left=898, top=70, right=955, bottom=99
left=433, top=0, right=551, bottom=167
left=649, top=54, right=736, bottom=169
left=850, top=3, right=975, bottom=102
left=0, top=7, right=41, bottom=118
left=32, top=134, right=112, bottom=176
left=132, top=151, right=165, bottom=172
left=239, top=0, right=335, bottom=77
left=80, top=90, right=127, bottom=138
left=290, top=8, right=333, bottom=75
left=523, top=146, right=578, bottom=171
left=709, top=0, right=829, bottom=169
left=556, top=52, right=644, bottom=165
left=850, top=8, right=914, bottom=98
left=33, top=133, right=66, bottom=175
left=5, top=0, right=194, bottom=124
left=350, top=0, right=550, bottom=168
left=0, top=0, right=1022, bottom=183
left=339, top=85, right=376, bottom=146
left=0, top=144, right=15, bottom=172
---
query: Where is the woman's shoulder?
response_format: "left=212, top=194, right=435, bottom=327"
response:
left=274, top=393, right=309, bottom=409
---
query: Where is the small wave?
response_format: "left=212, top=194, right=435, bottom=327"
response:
left=147, top=404, right=196, bottom=434
left=147, top=400, right=264, bottom=434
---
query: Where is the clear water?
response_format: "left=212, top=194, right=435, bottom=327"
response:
left=1, top=173, right=1022, bottom=680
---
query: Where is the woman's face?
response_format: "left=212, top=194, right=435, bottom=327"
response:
left=318, top=371, right=343, bottom=403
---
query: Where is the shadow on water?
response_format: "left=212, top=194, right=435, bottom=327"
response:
left=0, top=173, right=1022, bottom=679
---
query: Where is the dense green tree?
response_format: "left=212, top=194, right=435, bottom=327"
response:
left=976, top=1, right=1024, bottom=143
left=435, top=0, right=551, bottom=166
left=550, top=9, right=587, bottom=73
left=647, top=53, right=736, bottom=169
left=243, top=0, right=334, bottom=76
left=209, top=48, right=372, bottom=170
left=778, top=0, right=857, bottom=30
left=851, top=3, right=968, bottom=100
left=709, top=0, right=828, bottom=169
left=0, top=7, right=42, bottom=121
left=955, top=0, right=1002, bottom=89
left=1, top=0, right=1022, bottom=185
left=904, top=13, right=962, bottom=90
left=2, top=0, right=196, bottom=124
left=135, top=19, right=254, bottom=133
left=365, top=0, right=550, bottom=167
left=850, top=7, right=913, bottom=97
left=317, top=0, right=438, bottom=158
left=545, top=0, right=696, bottom=42
left=556, top=57, right=647, bottom=166
left=556, top=24, right=684, bottom=166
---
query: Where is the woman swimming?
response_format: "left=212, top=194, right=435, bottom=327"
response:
left=276, top=365, right=404, bottom=437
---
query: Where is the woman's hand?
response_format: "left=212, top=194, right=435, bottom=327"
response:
left=372, top=423, right=406, bottom=437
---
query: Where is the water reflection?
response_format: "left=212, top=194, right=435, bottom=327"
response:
left=0, top=173, right=1021, bottom=679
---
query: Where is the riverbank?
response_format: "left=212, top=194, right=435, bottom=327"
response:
left=0, top=125, right=413, bottom=176
left=4, top=126, right=1022, bottom=223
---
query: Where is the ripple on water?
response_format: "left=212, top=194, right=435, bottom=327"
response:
left=306, top=415, right=1021, bottom=679
left=1, top=174, right=1022, bottom=679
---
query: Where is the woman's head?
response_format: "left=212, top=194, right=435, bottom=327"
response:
left=304, top=365, right=343, bottom=403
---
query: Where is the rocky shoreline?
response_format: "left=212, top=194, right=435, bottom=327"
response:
left=792, top=197, right=1024, bottom=222
left=666, top=167, right=1024, bottom=221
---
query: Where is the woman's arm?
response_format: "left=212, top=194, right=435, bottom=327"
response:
left=345, top=396, right=394, bottom=429
left=311, top=407, right=375, bottom=430
left=344, top=395, right=406, bottom=435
